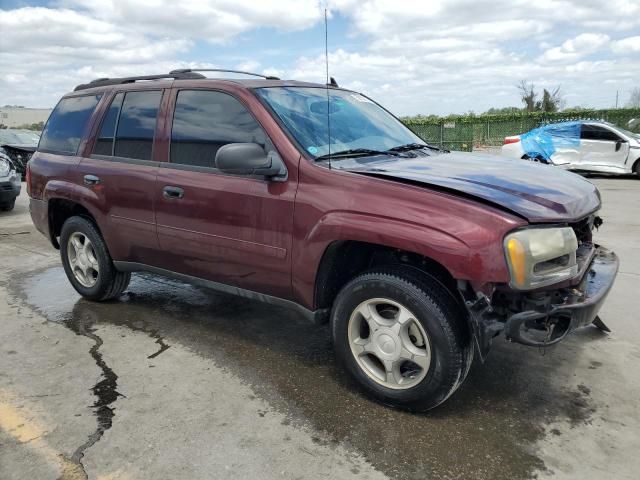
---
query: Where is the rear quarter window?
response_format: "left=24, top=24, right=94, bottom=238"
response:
left=39, top=95, right=102, bottom=154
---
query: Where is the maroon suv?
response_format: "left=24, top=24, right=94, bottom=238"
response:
left=28, top=70, right=618, bottom=410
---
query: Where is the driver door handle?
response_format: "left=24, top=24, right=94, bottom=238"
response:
left=163, top=186, right=185, bottom=199
left=83, top=174, right=100, bottom=186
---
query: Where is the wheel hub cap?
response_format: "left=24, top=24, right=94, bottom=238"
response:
left=347, top=297, right=432, bottom=390
left=374, top=331, right=398, bottom=357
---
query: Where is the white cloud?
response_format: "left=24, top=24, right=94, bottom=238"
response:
left=235, top=60, right=262, bottom=72
left=1, top=1, right=640, bottom=114
left=539, top=33, right=610, bottom=63
left=63, top=0, right=325, bottom=43
left=0, top=6, right=195, bottom=106
left=335, top=0, right=639, bottom=36
left=611, top=36, right=640, bottom=54
left=0, top=7, right=192, bottom=64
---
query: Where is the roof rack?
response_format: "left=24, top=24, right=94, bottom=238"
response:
left=169, top=68, right=280, bottom=80
left=73, top=71, right=206, bottom=91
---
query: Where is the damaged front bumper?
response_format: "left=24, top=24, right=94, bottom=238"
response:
left=467, top=246, right=619, bottom=360
left=0, top=179, right=21, bottom=203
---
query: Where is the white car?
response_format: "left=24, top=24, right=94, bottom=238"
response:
left=501, top=120, right=640, bottom=175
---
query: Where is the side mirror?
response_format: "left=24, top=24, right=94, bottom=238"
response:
left=615, top=140, right=627, bottom=152
left=214, top=143, right=286, bottom=180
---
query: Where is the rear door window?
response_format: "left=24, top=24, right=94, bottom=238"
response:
left=39, top=94, right=102, bottom=154
left=113, top=91, right=162, bottom=161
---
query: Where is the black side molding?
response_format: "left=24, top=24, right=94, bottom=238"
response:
left=113, top=261, right=329, bottom=325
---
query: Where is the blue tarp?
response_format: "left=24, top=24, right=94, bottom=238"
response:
left=520, top=121, right=581, bottom=161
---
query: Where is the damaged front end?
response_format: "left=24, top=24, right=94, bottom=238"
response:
left=462, top=215, right=619, bottom=361
left=0, top=144, right=35, bottom=179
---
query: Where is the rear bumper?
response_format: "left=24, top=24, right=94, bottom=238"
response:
left=29, top=197, right=50, bottom=239
left=503, top=246, right=619, bottom=346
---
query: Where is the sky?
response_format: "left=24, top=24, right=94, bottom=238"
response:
left=1, top=0, right=639, bottom=116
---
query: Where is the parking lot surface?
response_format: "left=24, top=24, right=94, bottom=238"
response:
left=1, top=178, right=639, bottom=480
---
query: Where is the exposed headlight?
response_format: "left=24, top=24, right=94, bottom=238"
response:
left=504, top=227, right=578, bottom=290
left=0, top=158, right=11, bottom=177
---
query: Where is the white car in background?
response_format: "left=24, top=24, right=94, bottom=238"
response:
left=501, top=120, right=640, bottom=176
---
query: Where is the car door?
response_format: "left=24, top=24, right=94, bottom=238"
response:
left=153, top=88, right=296, bottom=300
left=543, top=124, right=581, bottom=167
left=77, top=89, right=163, bottom=264
left=579, top=124, right=629, bottom=171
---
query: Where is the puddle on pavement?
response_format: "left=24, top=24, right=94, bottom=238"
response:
left=12, top=266, right=603, bottom=480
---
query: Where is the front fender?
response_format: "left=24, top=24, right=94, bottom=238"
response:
left=292, top=210, right=479, bottom=309
left=309, top=210, right=471, bottom=273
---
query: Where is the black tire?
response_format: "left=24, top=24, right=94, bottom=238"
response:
left=60, top=216, right=130, bottom=301
left=331, top=267, right=473, bottom=411
left=0, top=199, right=15, bottom=211
left=633, top=160, right=640, bottom=177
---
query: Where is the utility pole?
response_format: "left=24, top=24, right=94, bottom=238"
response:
left=615, top=90, right=619, bottom=109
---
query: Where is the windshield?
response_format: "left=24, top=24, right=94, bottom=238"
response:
left=255, top=87, right=425, bottom=159
left=614, top=125, right=640, bottom=141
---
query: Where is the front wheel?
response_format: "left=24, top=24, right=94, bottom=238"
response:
left=331, top=268, right=473, bottom=411
left=60, top=216, right=130, bottom=301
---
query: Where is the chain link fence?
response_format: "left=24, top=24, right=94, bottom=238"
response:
left=402, top=108, right=640, bottom=152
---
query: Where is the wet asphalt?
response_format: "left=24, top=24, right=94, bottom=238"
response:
left=2, top=179, right=640, bottom=480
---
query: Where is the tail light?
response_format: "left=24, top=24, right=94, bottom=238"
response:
left=504, top=136, right=520, bottom=145
left=26, top=162, right=32, bottom=197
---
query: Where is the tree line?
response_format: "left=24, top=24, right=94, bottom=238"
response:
left=0, top=121, right=45, bottom=131
left=404, top=82, right=640, bottom=121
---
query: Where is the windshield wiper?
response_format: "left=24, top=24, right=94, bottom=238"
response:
left=314, top=148, right=399, bottom=161
left=386, top=142, right=438, bottom=153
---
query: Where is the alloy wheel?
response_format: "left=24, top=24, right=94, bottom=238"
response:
left=348, top=297, right=431, bottom=389
left=67, top=232, right=100, bottom=288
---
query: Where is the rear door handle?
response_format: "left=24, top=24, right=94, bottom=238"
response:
left=83, top=174, right=100, bottom=186
left=163, top=186, right=184, bottom=199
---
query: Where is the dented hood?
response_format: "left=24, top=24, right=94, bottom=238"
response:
left=336, top=151, right=600, bottom=223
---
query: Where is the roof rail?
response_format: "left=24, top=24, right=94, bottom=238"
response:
left=73, top=71, right=206, bottom=91
left=169, top=68, right=280, bottom=80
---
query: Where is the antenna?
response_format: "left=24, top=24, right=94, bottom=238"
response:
left=324, top=7, right=332, bottom=169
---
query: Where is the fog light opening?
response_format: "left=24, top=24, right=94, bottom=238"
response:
left=521, top=315, right=572, bottom=345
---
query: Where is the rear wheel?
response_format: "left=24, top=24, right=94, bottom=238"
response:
left=331, top=267, right=473, bottom=411
left=60, top=216, right=130, bottom=301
